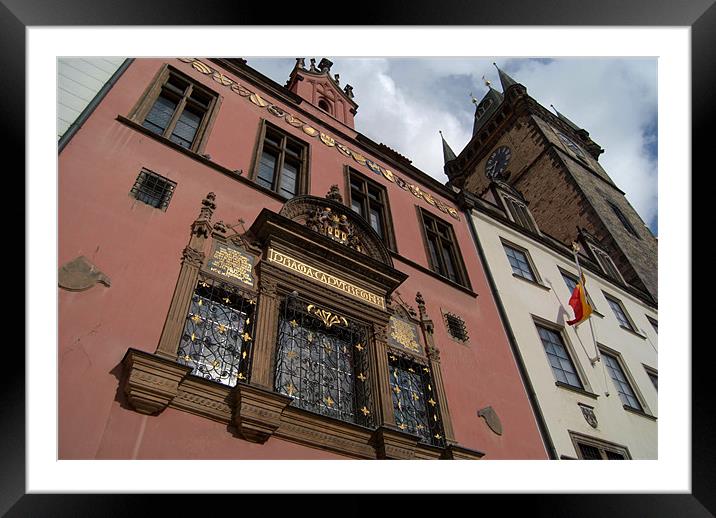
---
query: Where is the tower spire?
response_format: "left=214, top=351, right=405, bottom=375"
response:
left=439, top=130, right=457, bottom=164
left=493, top=62, right=519, bottom=92
left=550, top=104, right=581, bottom=132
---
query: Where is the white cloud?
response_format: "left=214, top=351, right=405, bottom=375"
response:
left=247, top=57, right=658, bottom=233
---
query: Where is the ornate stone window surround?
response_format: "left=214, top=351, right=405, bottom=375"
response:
left=122, top=191, right=482, bottom=460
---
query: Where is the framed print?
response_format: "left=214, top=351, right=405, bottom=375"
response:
left=8, top=0, right=712, bottom=515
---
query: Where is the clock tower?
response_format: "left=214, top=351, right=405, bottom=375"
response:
left=445, top=64, right=657, bottom=302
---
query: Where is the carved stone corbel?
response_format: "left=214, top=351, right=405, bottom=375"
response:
left=232, top=383, right=292, bottom=443
left=371, top=426, right=419, bottom=459
left=122, top=349, right=192, bottom=415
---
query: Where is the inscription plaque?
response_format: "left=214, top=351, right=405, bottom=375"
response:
left=207, top=243, right=255, bottom=287
left=388, top=316, right=422, bottom=353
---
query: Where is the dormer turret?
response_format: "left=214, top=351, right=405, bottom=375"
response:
left=286, top=57, right=359, bottom=129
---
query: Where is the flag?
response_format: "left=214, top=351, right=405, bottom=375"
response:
left=567, top=274, right=593, bottom=326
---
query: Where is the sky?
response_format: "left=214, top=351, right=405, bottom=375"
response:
left=247, top=57, right=658, bottom=235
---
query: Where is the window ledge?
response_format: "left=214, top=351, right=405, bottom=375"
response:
left=512, top=273, right=551, bottom=291
left=122, top=348, right=484, bottom=459
left=618, top=325, right=647, bottom=340
left=623, top=405, right=657, bottom=421
left=555, top=381, right=599, bottom=400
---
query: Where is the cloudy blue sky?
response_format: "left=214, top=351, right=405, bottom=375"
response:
left=247, top=58, right=658, bottom=235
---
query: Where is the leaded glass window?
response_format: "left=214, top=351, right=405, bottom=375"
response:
left=388, top=353, right=445, bottom=447
left=177, top=275, right=256, bottom=387
left=602, top=351, right=642, bottom=411
left=274, top=298, right=373, bottom=427
left=536, top=324, right=582, bottom=388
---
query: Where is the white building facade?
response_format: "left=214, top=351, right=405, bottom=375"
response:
left=464, top=186, right=658, bottom=459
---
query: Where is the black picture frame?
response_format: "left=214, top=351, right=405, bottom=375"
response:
left=8, top=0, right=710, bottom=514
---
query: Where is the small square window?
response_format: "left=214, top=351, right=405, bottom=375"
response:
left=130, top=169, right=176, bottom=211
left=444, top=312, right=469, bottom=342
left=570, top=431, right=631, bottom=460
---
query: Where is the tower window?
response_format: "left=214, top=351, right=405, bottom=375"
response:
left=129, top=169, right=176, bottom=211
left=607, top=201, right=640, bottom=239
left=318, top=98, right=332, bottom=114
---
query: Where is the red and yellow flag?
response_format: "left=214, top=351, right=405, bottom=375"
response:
left=567, top=274, right=593, bottom=326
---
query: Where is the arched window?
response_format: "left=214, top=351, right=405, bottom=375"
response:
left=318, top=98, right=332, bottom=114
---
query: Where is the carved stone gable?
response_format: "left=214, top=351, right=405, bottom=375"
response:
left=279, top=195, right=392, bottom=266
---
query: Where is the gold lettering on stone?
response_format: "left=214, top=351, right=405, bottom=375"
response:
left=389, top=317, right=421, bottom=353
left=208, top=244, right=255, bottom=287
left=267, top=248, right=385, bottom=309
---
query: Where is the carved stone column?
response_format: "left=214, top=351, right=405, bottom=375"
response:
left=416, top=292, right=456, bottom=445
left=371, top=321, right=396, bottom=427
left=156, top=193, right=216, bottom=360
left=249, top=270, right=280, bottom=389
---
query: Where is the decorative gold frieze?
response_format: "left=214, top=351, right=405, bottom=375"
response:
left=307, top=303, right=348, bottom=329
left=178, top=58, right=461, bottom=221
left=267, top=248, right=385, bottom=309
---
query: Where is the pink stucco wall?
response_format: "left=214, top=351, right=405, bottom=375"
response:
left=58, top=58, right=547, bottom=459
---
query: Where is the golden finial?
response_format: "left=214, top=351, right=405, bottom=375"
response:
left=482, top=75, right=491, bottom=87
left=571, top=241, right=581, bottom=253
left=470, top=92, right=479, bottom=105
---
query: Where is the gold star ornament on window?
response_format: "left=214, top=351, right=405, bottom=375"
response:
left=360, top=406, right=370, bottom=416
left=241, top=332, right=252, bottom=341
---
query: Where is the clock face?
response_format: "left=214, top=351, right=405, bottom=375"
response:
left=485, top=146, right=512, bottom=179
left=556, top=131, right=586, bottom=159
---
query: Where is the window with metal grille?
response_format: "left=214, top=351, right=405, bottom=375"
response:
left=348, top=169, right=395, bottom=250
left=601, top=350, right=642, bottom=411
left=502, top=195, right=538, bottom=233
left=503, top=243, right=538, bottom=282
left=176, top=275, right=256, bottom=387
left=274, top=297, right=373, bottom=427
left=388, top=353, right=445, bottom=447
left=419, top=209, right=467, bottom=286
left=608, top=200, right=640, bottom=239
left=536, top=324, right=582, bottom=389
left=129, top=169, right=176, bottom=210
left=138, top=68, right=217, bottom=152
left=254, top=123, right=307, bottom=199
left=444, top=312, right=469, bottom=342
left=604, top=294, right=636, bottom=332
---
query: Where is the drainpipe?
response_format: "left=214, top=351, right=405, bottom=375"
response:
left=58, top=58, right=134, bottom=154
left=461, top=194, right=558, bottom=460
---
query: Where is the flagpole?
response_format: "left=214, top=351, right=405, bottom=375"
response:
left=571, top=242, right=600, bottom=365
left=572, top=242, right=610, bottom=397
